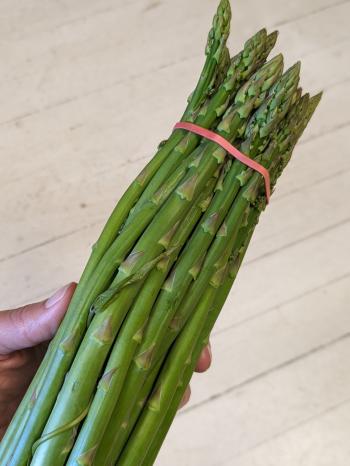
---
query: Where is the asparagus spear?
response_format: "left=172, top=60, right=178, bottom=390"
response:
left=0, top=3, right=232, bottom=463
left=3, top=28, right=276, bottom=461
left=93, top=57, right=283, bottom=317
left=116, top=163, right=276, bottom=465
left=97, top=202, right=249, bottom=464
left=10, top=84, right=231, bottom=465
left=30, top=70, right=266, bottom=465
left=6, top=143, right=205, bottom=466
left=118, top=258, right=230, bottom=466
left=67, top=57, right=282, bottom=462
left=65, top=176, right=220, bottom=464
left=121, top=93, right=318, bottom=466
left=96, top=64, right=300, bottom=465
left=4, top=28, right=280, bottom=463
left=182, top=0, right=232, bottom=121
left=0, top=2, right=322, bottom=463
left=151, top=63, right=299, bottom=361
left=97, top=54, right=283, bottom=311
left=140, top=227, right=255, bottom=466
left=74, top=173, right=231, bottom=465
left=140, top=94, right=323, bottom=466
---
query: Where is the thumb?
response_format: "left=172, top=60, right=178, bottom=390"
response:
left=0, top=283, right=76, bottom=355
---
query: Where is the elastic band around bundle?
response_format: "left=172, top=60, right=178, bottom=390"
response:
left=174, top=122, right=271, bottom=203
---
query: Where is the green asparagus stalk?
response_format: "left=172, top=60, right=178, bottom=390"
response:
left=23, top=50, right=280, bottom=457
left=65, top=176, right=220, bottom=464
left=91, top=55, right=283, bottom=318
left=6, top=143, right=204, bottom=466
left=182, top=0, right=232, bottom=121
left=30, top=65, right=269, bottom=464
left=125, top=93, right=321, bottom=466
left=11, top=78, right=233, bottom=464
left=96, top=187, right=253, bottom=465
left=98, top=209, right=248, bottom=464
left=97, top=55, right=283, bottom=312
left=117, top=0, right=231, bottom=235
left=0, top=3, right=323, bottom=464
left=121, top=357, right=166, bottom=466
left=68, top=57, right=282, bottom=462
left=0, top=3, right=232, bottom=463
left=149, top=63, right=300, bottom=364
left=140, top=228, right=255, bottom=466
left=96, top=62, right=299, bottom=465
left=118, top=263, right=228, bottom=466
left=12, top=150, right=211, bottom=466
left=116, top=160, right=278, bottom=465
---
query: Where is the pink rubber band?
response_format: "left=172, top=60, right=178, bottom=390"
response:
left=174, top=122, right=271, bottom=203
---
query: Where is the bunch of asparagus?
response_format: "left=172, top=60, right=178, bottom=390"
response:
left=0, top=1, right=322, bottom=465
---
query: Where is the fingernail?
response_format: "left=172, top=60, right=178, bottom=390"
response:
left=45, top=284, right=71, bottom=309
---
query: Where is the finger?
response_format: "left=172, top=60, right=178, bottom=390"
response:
left=0, top=283, right=76, bottom=354
left=195, top=343, right=212, bottom=373
left=179, top=385, right=191, bottom=410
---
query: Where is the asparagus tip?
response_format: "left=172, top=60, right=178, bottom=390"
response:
left=292, top=61, right=302, bottom=74
left=272, top=53, right=284, bottom=65
left=264, top=30, right=279, bottom=57
left=311, top=91, right=323, bottom=106
left=219, top=0, right=232, bottom=16
left=216, top=0, right=232, bottom=34
left=267, top=30, right=279, bottom=45
left=206, top=0, right=232, bottom=57
left=306, top=92, right=323, bottom=119
left=278, top=61, right=301, bottom=90
left=258, top=27, right=268, bottom=35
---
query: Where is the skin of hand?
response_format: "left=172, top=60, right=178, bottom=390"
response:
left=0, top=283, right=212, bottom=439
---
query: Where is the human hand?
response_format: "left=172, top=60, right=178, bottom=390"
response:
left=179, top=343, right=212, bottom=409
left=0, top=283, right=211, bottom=438
left=0, top=283, right=76, bottom=439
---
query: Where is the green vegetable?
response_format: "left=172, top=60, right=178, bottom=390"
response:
left=94, top=58, right=291, bottom=466
left=0, top=2, right=322, bottom=465
left=0, top=2, right=233, bottom=463
left=66, top=178, right=219, bottom=463
left=138, top=94, right=321, bottom=466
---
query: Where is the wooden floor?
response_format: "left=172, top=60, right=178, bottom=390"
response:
left=1, top=0, right=349, bottom=464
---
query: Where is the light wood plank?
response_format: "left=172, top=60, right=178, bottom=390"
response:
left=191, top=273, right=350, bottom=405
left=230, top=400, right=350, bottom=466
left=215, top=218, right=350, bottom=333
left=156, top=335, right=350, bottom=465
left=0, top=0, right=342, bottom=124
